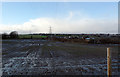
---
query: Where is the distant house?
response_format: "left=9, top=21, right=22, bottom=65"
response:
left=85, top=37, right=95, bottom=42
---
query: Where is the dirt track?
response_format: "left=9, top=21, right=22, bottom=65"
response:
left=2, top=39, right=119, bottom=75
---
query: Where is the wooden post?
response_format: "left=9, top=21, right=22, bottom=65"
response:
left=107, top=48, right=111, bottom=77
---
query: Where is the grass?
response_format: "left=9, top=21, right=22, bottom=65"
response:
left=19, top=35, right=48, bottom=39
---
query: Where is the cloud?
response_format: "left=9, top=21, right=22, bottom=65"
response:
left=66, top=11, right=74, bottom=20
left=0, top=12, right=118, bottom=34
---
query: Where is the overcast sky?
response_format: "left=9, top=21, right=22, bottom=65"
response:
left=0, top=2, right=118, bottom=34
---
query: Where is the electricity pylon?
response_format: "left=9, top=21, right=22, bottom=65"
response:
left=49, top=26, right=52, bottom=34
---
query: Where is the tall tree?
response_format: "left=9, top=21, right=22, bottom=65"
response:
left=10, top=31, right=18, bottom=39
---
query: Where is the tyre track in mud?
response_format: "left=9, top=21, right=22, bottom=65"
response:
left=46, top=43, right=77, bottom=75
left=3, top=44, right=35, bottom=58
left=2, top=42, right=43, bottom=75
left=40, top=42, right=56, bottom=74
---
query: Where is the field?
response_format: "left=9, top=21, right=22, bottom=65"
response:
left=2, top=39, right=119, bottom=75
left=18, top=35, right=48, bottom=39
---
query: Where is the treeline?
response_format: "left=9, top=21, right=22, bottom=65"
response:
left=2, top=31, right=18, bottom=39
left=2, top=31, right=49, bottom=39
left=2, top=31, right=120, bottom=44
left=52, top=37, right=120, bottom=44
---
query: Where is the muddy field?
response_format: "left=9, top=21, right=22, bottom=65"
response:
left=2, top=39, right=119, bottom=75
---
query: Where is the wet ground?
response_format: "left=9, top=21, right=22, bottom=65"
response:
left=2, top=39, right=119, bottom=75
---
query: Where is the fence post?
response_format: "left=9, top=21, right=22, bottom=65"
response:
left=107, top=48, right=111, bottom=77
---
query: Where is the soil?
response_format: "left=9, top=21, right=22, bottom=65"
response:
left=2, top=39, right=119, bottom=75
